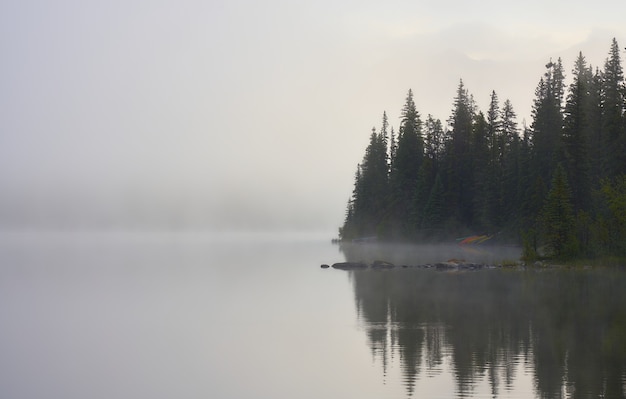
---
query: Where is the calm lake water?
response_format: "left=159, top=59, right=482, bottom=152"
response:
left=0, top=232, right=625, bottom=398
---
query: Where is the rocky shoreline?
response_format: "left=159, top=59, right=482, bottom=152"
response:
left=322, top=259, right=524, bottom=271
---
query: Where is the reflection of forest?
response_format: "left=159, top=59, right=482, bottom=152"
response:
left=350, top=268, right=626, bottom=398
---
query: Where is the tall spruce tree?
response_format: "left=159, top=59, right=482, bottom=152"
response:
left=472, top=111, right=491, bottom=230
left=601, top=38, right=626, bottom=177
left=485, top=91, right=503, bottom=229
left=500, top=98, right=519, bottom=161
left=342, top=124, right=389, bottom=239
left=392, top=90, right=423, bottom=192
left=445, top=79, right=475, bottom=227
left=531, top=59, right=566, bottom=182
left=518, top=123, right=533, bottom=222
left=340, top=166, right=362, bottom=240
left=588, top=67, right=604, bottom=180
left=412, top=114, right=445, bottom=232
left=390, top=89, right=424, bottom=235
left=380, top=111, right=390, bottom=155
left=563, top=52, right=592, bottom=211
left=501, top=99, right=521, bottom=225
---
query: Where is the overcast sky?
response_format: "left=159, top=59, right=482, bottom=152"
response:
left=1, top=0, right=625, bottom=234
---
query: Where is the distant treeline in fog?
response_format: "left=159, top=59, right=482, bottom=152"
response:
left=340, top=38, right=626, bottom=260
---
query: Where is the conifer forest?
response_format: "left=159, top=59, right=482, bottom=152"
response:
left=340, top=38, right=626, bottom=261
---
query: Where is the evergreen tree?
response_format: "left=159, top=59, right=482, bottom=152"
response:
left=487, top=91, right=501, bottom=142
left=339, top=198, right=355, bottom=240
left=472, top=111, right=491, bottom=230
left=563, top=52, right=592, bottom=211
left=501, top=100, right=519, bottom=150
left=553, top=58, right=566, bottom=106
left=340, top=166, right=363, bottom=240
left=378, top=112, right=391, bottom=189
left=588, top=67, right=604, bottom=180
left=389, top=126, right=397, bottom=172
left=445, top=79, right=475, bottom=227
left=540, top=164, right=578, bottom=259
left=342, top=124, right=389, bottom=239
left=393, top=90, right=424, bottom=191
left=424, top=114, right=444, bottom=168
left=390, top=89, right=424, bottom=235
left=501, top=99, right=521, bottom=224
left=517, top=122, right=534, bottom=229
left=485, top=91, right=503, bottom=229
left=380, top=111, right=390, bottom=154
left=416, top=114, right=446, bottom=231
left=531, top=59, right=565, bottom=181
left=601, top=38, right=626, bottom=177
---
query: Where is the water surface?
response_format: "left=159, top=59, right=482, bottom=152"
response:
left=0, top=232, right=625, bottom=398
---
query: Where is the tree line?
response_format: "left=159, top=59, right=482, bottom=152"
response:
left=340, top=38, right=626, bottom=260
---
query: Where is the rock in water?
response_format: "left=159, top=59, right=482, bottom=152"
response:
left=372, top=260, right=395, bottom=269
left=331, top=262, right=368, bottom=270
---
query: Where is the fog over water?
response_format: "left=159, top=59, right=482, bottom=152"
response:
left=1, top=1, right=625, bottom=233
left=340, top=242, right=522, bottom=266
left=2, top=3, right=626, bottom=396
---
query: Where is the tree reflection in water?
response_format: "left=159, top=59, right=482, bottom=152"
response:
left=344, top=245, right=626, bottom=398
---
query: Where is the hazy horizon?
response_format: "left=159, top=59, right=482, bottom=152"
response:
left=2, top=0, right=625, bottom=233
